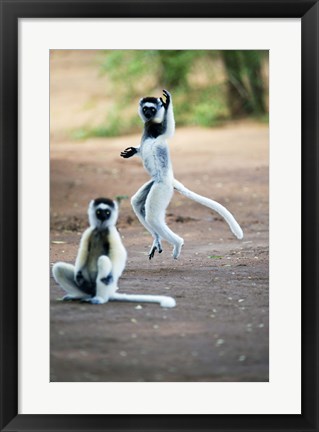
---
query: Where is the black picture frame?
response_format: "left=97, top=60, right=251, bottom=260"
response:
left=1, top=1, right=318, bottom=431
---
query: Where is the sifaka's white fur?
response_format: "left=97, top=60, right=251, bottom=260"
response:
left=121, top=89, right=243, bottom=260
left=173, top=179, right=243, bottom=240
left=52, top=198, right=176, bottom=306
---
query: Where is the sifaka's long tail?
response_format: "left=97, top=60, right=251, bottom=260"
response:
left=110, top=292, right=176, bottom=308
left=173, top=179, right=243, bottom=240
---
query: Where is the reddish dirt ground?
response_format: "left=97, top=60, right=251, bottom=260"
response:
left=50, top=122, right=268, bottom=382
left=50, top=51, right=268, bottom=382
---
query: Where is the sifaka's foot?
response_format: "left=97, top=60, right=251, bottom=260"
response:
left=149, top=246, right=163, bottom=260
left=148, top=241, right=163, bottom=260
left=81, top=296, right=108, bottom=305
left=172, top=238, right=184, bottom=259
left=149, top=246, right=157, bottom=260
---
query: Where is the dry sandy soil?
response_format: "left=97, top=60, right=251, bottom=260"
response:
left=50, top=51, right=269, bottom=382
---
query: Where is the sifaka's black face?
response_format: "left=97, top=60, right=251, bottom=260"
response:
left=138, top=96, right=165, bottom=127
left=142, top=105, right=157, bottom=120
left=95, top=207, right=111, bottom=222
left=88, top=197, right=118, bottom=230
left=140, top=97, right=161, bottom=120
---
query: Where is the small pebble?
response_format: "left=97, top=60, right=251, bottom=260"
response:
left=238, top=355, right=246, bottom=362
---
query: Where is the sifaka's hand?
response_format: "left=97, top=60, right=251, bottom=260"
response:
left=160, top=89, right=171, bottom=109
left=120, top=147, right=138, bottom=159
left=75, top=270, right=85, bottom=287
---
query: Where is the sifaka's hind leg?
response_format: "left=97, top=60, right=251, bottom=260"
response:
left=87, top=256, right=118, bottom=304
left=144, top=182, right=184, bottom=259
left=131, top=180, right=163, bottom=258
left=52, top=262, right=91, bottom=301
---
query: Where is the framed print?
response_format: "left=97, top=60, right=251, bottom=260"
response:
left=1, top=0, right=318, bottom=431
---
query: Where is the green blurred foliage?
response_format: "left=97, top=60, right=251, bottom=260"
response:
left=74, top=50, right=268, bottom=139
left=221, top=50, right=267, bottom=117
